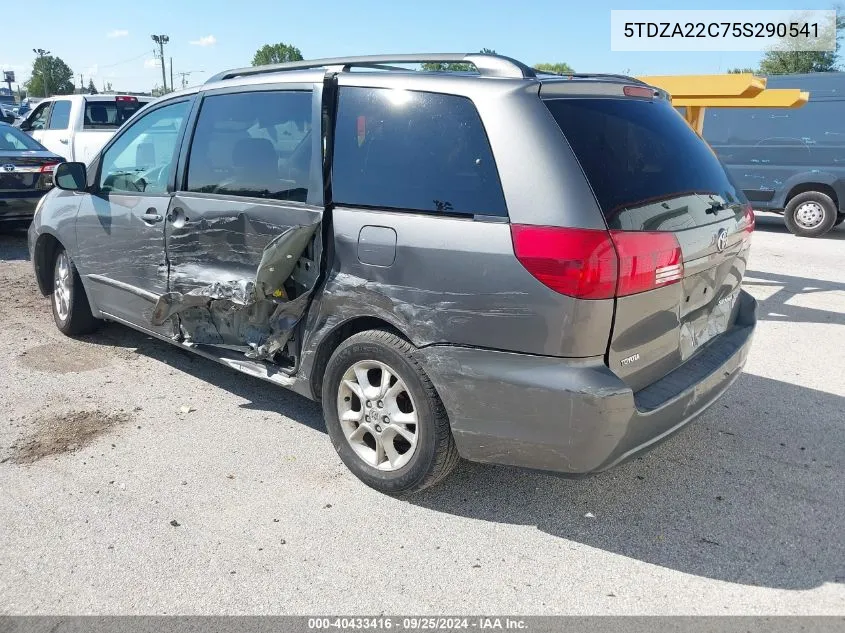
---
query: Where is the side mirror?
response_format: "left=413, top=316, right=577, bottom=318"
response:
left=54, top=162, right=88, bottom=192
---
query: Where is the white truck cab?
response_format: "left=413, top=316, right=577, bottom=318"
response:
left=18, top=94, right=154, bottom=165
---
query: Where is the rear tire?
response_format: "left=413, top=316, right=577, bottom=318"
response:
left=321, top=329, right=459, bottom=495
left=51, top=247, right=100, bottom=336
left=784, top=191, right=838, bottom=237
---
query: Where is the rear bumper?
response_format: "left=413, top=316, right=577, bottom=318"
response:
left=417, top=290, right=757, bottom=474
left=0, top=193, right=42, bottom=223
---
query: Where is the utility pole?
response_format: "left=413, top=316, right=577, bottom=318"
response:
left=170, top=57, right=174, bottom=94
left=150, top=34, right=169, bottom=92
left=175, top=70, right=205, bottom=89
left=32, top=48, right=51, bottom=97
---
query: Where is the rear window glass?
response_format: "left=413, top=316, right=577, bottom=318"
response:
left=332, top=87, right=507, bottom=217
left=84, top=100, right=145, bottom=130
left=544, top=98, right=744, bottom=231
left=0, top=125, right=44, bottom=151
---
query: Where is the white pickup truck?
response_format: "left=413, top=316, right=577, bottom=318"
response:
left=17, top=94, right=154, bottom=165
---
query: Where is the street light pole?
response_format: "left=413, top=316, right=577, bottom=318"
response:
left=32, top=48, right=51, bottom=97
left=150, top=34, right=170, bottom=92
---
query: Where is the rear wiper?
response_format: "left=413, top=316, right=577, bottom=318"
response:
left=705, top=201, right=727, bottom=215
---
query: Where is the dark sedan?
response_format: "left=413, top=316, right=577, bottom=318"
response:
left=0, top=122, right=64, bottom=226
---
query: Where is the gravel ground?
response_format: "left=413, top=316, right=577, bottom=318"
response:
left=0, top=214, right=843, bottom=615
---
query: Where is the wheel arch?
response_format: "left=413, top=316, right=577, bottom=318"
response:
left=32, top=231, right=63, bottom=296
left=306, top=315, right=413, bottom=403
left=784, top=182, right=840, bottom=210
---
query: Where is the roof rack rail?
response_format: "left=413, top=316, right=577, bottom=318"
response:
left=206, top=53, right=537, bottom=84
left=534, top=71, right=651, bottom=86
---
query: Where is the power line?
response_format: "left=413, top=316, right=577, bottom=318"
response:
left=98, top=50, right=152, bottom=70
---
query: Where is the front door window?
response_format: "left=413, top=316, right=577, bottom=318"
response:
left=99, top=100, right=189, bottom=194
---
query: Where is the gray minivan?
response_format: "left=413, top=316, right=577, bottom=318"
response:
left=29, top=54, right=757, bottom=494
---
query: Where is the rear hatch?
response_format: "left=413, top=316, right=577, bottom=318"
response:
left=541, top=89, right=754, bottom=391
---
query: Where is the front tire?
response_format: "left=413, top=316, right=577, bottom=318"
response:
left=322, top=329, right=459, bottom=495
left=784, top=191, right=838, bottom=237
left=51, top=248, right=99, bottom=336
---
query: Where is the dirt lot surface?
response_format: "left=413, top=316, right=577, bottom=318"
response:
left=1, top=216, right=843, bottom=614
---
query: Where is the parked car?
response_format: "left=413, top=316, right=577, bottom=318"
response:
left=0, top=122, right=64, bottom=226
left=17, top=94, right=153, bottom=165
left=0, top=105, right=17, bottom=124
left=28, top=53, right=757, bottom=494
left=698, top=72, right=845, bottom=237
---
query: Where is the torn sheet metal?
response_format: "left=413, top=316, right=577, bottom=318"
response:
left=151, top=223, right=320, bottom=362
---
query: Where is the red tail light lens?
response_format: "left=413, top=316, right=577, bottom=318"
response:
left=510, top=225, right=618, bottom=299
left=610, top=230, right=683, bottom=296
left=742, top=202, right=755, bottom=234
left=39, top=163, right=58, bottom=173
left=511, top=225, right=684, bottom=300
left=115, top=95, right=138, bottom=102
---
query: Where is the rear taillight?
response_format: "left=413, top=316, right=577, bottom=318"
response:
left=511, top=225, right=684, bottom=300
left=510, top=225, right=618, bottom=299
left=742, top=203, right=755, bottom=234
left=610, top=230, right=683, bottom=296
left=115, top=95, right=138, bottom=102
left=39, top=163, right=58, bottom=173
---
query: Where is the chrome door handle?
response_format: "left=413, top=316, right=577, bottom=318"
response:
left=141, top=211, right=163, bottom=223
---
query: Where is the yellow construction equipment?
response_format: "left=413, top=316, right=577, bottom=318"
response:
left=637, top=73, right=810, bottom=134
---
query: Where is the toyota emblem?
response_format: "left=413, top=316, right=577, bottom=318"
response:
left=716, top=228, right=728, bottom=253
left=2, top=164, right=14, bottom=172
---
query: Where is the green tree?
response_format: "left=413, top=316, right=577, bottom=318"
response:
left=87, top=78, right=98, bottom=94
left=758, top=14, right=843, bottom=74
left=727, top=67, right=758, bottom=74
left=421, top=48, right=496, bottom=72
left=534, top=62, right=575, bottom=75
left=252, top=43, right=304, bottom=66
left=25, top=55, right=75, bottom=97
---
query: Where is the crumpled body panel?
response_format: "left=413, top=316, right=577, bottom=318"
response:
left=154, top=217, right=321, bottom=362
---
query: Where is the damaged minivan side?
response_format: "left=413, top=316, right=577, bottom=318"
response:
left=30, top=53, right=757, bottom=495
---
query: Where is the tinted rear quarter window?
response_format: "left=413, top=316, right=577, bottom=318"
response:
left=544, top=98, right=743, bottom=231
left=332, top=87, right=507, bottom=217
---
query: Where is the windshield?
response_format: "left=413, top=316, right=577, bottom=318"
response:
left=543, top=97, right=745, bottom=231
left=0, top=124, right=46, bottom=151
